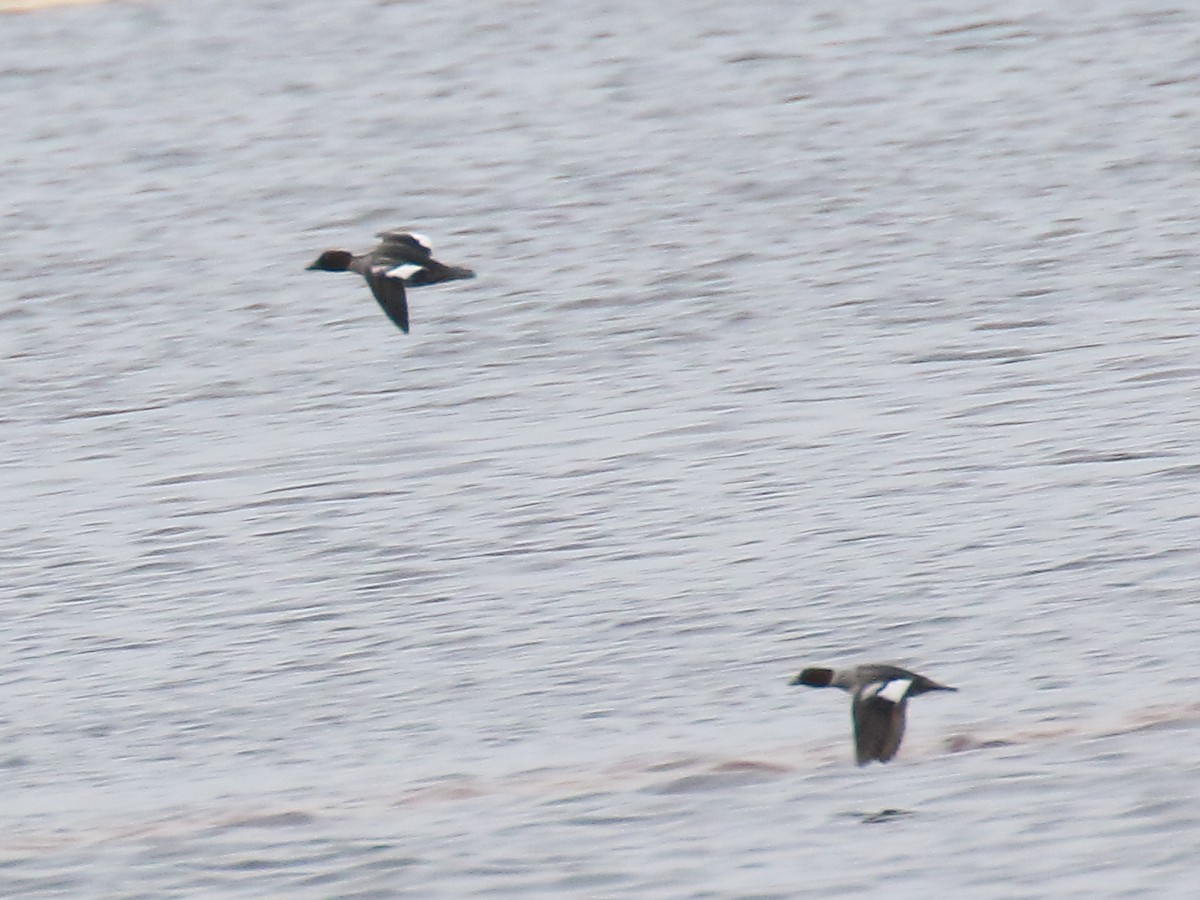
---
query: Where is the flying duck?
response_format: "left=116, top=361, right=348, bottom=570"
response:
left=791, top=664, right=957, bottom=765
left=306, top=230, right=475, bottom=333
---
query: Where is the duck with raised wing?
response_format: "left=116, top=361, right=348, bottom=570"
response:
left=791, top=664, right=957, bottom=766
left=306, top=230, right=475, bottom=333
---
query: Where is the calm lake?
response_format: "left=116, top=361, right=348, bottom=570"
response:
left=3, top=0, right=1199, bottom=896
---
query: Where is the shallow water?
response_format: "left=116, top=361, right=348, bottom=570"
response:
left=3, top=0, right=1200, bottom=896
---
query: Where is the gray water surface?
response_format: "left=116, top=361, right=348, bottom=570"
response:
left=3, top=1, right=1200, bottom=896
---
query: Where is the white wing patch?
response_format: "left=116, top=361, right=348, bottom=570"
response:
left=405, top=232, right=432, bottom=253
left=873, top=678, right=913, bottom=704
left=385, top=263, right=425, bottom=281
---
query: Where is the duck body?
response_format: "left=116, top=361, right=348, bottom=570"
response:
left=791, top=664, right=956, bottom=765
left=306, top=230, right=475, bottom=333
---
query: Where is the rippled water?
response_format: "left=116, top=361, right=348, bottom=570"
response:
left=4, top=0, right=1200, bottom=896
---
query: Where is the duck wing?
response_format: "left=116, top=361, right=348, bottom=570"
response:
left=375, top=231, right=434, bottom=261
left=362, top=267, right=410, bottom=333
left=852, top=678, right=913, bottom=764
